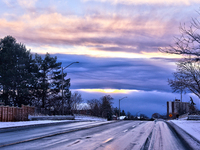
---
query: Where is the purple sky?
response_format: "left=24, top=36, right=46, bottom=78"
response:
left=1, top=0, right=200, bottom=117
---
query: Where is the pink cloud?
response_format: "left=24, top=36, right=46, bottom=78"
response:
left=0, top=11, right=180, bottom=54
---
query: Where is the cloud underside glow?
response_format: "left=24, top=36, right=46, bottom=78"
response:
left=31, top=45, right=181, bottom=59
left=78, top=89, right=140, bottom=93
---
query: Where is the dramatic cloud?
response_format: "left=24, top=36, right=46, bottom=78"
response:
left=0, top=13, right=175, bottom=43
left=51, top=54, right=177, bottom=92
left=0, top=0, right=198, bottom=57
left=0, top=4, right=186, bottom=56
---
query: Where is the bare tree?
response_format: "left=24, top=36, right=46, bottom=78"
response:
left=71, top=91, right=83, bottom=114
left=87, top=99, right=101, bottom=117
left=160, top=11, right=200, bottom=106
left=160, top=12, right=200, bottom=57
left=168, top=66, right=186, bottom=102
left=126, top=111, right=131, bottom=120
left=168, top=58, right=200, bottom=98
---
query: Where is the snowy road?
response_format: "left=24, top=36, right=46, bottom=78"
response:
left=148, top=121, right=188, bottom=150
left=0, top=120, right=197, bottom=150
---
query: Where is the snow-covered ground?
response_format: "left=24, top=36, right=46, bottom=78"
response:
left=0, top=115, right=107, bottom=129
left=0, top=120, right=75, bottom=129
left=171, top=119, right=200, bottom=141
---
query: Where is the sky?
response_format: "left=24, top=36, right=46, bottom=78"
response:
left=0, top=0, right=200, bottom=117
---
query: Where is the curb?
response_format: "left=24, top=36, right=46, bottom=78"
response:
left=167, top=121, right=200, bottom=150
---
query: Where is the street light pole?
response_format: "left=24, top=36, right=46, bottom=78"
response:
left=119, top=96, right=127, bottom=119
left=62, top=62, right=79, bottom=115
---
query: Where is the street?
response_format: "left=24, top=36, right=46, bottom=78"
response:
left=0, top=121, right=192, bottom=150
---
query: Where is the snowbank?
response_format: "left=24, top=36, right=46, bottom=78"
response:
left=0, top=120, right=73, bottom=129
left=0, top=115, right=107, bottom=129
left=171, top=120, right=200, bottom=142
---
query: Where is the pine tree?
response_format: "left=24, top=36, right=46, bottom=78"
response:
left=35, top=53, right=71, bottom=113
left=0, top=36, right=37, bottom=106
left=100, top=95, right=113, bottom=120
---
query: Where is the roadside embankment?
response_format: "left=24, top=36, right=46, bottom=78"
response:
left=167, top=120, right=200, bottom=150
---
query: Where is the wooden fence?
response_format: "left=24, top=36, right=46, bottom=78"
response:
left=0, top=105, right=35, bottom=122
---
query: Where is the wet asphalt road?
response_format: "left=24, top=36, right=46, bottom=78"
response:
left=0, top=121, right=190, bottom=150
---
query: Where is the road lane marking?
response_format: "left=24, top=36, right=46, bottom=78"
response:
left=132, top=125, right=135, bottom=128
left=44, top=138, right=70, bottom=147
left=67, top=140, right=80, bottom=147
left=123, top=129, right=128, bottom=132
left=103, top=138, right=113, bottom=143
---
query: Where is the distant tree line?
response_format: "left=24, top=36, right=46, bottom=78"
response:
left=0, top=36, right=71, bottom=114
left=87, top=95, right=150, bottom=120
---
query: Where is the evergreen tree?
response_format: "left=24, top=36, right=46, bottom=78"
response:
left=100, top=95, right=113, bottom=120
left=49, top=70, right=71, bottom=114
left=35, top=53, right=61, bottom=109
left=0, top=36, right=37, bottom=106
left=113, top=107, right=119, bottom=117
left=64, top=85, right=71, bottom=115
left=121, top=110, right=126, bottom=116
left=35, top=53, right=71, bottom=113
